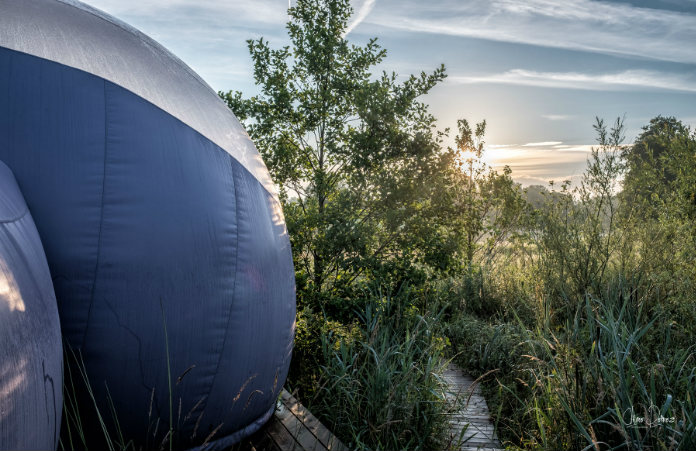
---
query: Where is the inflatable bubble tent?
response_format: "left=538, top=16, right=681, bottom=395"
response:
left=0, top=161, right=63, bottom=451
left=0, top=0, right=296, bottom=449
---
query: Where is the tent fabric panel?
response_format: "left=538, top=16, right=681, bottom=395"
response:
left=81, top=81, right=240, bottom=445
left=0, top=0, right=277, bottom=198
left=0, top=46, right=106, bottom=347
left=199, top=157, right=296, bottom=436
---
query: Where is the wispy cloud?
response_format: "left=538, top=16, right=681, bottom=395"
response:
left=555, top=145, right=594, bottom=152
left=88, top=0, right=377, bottom=36
left=82, top=0, right=291, bottom=90
left=542, top=114, right=572, bottom=121
left=523, top=141, right=563, bottom=146
left=484, top=144, right=594, bottom=186
left=449, top=69, right=696, bottom=92
left=367, top=0, right=696, bottom=63
left=344, top=0, right=377, bottom=36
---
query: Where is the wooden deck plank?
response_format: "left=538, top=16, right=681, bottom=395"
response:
left=244, top=428, right=283, bottom=451
left=275, top=401, right=327, bottom=451
left=443, top=364, right=504, bottom=451
left=264, top=415, right=303, bottom=451
left=280, top=391, right=348, bottom=451
left=280, top=392, right=335, bottom=447
left=237, top=389, right=348, bottom=451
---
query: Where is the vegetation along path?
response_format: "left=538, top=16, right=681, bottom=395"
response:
left=444, top=364, right=503, bottom=451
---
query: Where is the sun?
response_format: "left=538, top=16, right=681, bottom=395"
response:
left=459, top=150, right=478, bottom=162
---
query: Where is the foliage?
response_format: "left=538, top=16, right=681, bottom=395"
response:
left=220, top=4, right=467, bottom=449
left=444, top=117, right=696, bottom=450
left=518, top=281, right=696, bottom=451
left=618, top=116, right=696, bottom=305
left=531, top=117, right=625, bottom=314
left=446, top=119, right=525, bottom=267
left=311, top=288, right=450, bottom=451
left=219, top=1, right=696, bottom=449
left=221, top=0, right=454, bottom=312
left=621, top=115, right=694, bottom=215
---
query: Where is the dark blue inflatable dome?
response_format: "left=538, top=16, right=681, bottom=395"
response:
left=0, top=0, right=295, bottom=448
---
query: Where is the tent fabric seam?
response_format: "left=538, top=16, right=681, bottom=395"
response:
left=195, top=153, right=242, bottom=427
left=185, top=402, right=277, bottom=451
left=80, top=77, right=109, bottom=350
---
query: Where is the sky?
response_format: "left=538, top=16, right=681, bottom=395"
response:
left=82, top=0, right=696, bottom=187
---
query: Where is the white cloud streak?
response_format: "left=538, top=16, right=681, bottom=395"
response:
left=542, top=114, right=572, bottom=121
left=488, top=144, right=518, bottom=148
left=449, top=69, right=696, bottom=92
left=366, top=0, right=696, bottom=63
left=344, top=0, right=377, bottom=36
left=484, top=144, right=594, bottom=186
left=523, top=141, right=563, bottom=146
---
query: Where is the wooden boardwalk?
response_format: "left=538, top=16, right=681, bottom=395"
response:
left=443, top=364, right=504, bottom=451
left=233, top=364, right=502, bottom=451
left=232, top=390, right=348, bottom=451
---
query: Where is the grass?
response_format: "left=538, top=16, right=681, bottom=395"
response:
left=59, top=301, right=210, bottom=451
left=447, top=270, right=696, bottom=451
left=60, top=344, right=134, bottom=451
left=307, top=288, right=453, bottom=451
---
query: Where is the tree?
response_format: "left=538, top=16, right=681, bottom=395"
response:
left=220, top=0, right=451, bottom=309
left=618, top=116, right=696, bottom=289
left=621, top=115, right=692, bottom=213
left=447, top=119, right=524, bottom=267
left=532, top=117, right=626, bottom=309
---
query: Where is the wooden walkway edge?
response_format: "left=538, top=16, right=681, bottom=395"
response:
left=233, top=389, right=348, bottom=451
left=235, top=364, right=502, bottom=451
left=443, top=363, right=504, bottom=451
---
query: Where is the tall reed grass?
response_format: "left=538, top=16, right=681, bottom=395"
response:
left=310, top=288, right=452, bottom=450
left=448, top=274, right=696, bottom=450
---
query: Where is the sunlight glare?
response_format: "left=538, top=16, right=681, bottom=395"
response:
left=459, top=150, right=477, bottom=162
left=0, top=259, right=25, bottom=312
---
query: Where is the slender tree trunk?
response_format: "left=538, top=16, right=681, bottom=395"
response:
left=466, top=159, right=474, bottom=266
left=314, top=112, right=327, bottom=291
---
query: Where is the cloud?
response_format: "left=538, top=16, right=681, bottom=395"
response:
left=449, top=69, right=696, bottom=92
left=81, top=0, right=292, bottom=90
left=555, top=145, right=594, bottom=152
left=542, top=114, right=572, bottom=121
left=487, top=144, right=518, bottom=148
left=344, top=0, right=377, bottom=36
left=87, top=0, right=377, bottom=37
left=366, top=0, right=696, bottom=63
left=522, top=141, right=563, bottom=146
left=484, top=144, right=593, bottom=186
